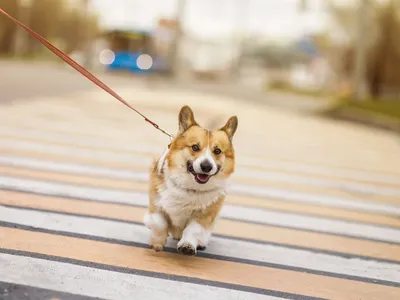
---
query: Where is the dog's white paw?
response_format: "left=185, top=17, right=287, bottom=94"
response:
left=177, top=241, right=197, bottom=256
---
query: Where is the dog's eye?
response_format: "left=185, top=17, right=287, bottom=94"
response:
left=191, top=145, right=200, bottom=152
left=213, top=148, right=222, bottom=155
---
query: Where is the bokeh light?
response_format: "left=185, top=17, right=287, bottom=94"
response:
left=136, top=54, right=153, bottom=70
left=98, top=49, right=115, bottom=65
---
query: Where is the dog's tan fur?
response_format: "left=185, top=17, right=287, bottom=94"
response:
left=144, top=105, right=238, bottom=255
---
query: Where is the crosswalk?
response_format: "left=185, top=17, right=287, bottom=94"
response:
left=1, top=88, right=400, bottom=300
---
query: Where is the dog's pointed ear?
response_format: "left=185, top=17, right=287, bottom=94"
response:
left=179, top=105, right=197, bottom=132
left=220, top=116, right=238, bottom=141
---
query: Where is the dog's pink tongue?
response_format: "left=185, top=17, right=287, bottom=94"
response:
left=196, top=174, right=210, bottom=182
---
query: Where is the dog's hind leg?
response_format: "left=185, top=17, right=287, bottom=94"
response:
left=143, top=212, right=169, bottom=252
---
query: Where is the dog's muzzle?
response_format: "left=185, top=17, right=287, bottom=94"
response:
left=187, top=161, right=220, bottom=184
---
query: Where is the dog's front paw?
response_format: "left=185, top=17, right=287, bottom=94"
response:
left=177, top=242, right=197, bottom=256
left=150, top=243, right=164, bottom=252
left=149, top=237, right=167, bottom=252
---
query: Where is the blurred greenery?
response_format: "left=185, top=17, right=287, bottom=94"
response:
left=266, top=81, right=332, bottom=98
left=344, top=100, right=400, bottom=120
left=327, top=96, right=400, bottom=121
left=0, top=53, right=54, bottom=60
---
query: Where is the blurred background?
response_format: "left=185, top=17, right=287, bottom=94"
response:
left=1, top=0, right=400, bottom=127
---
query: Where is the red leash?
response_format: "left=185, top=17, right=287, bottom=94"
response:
left=0, top=8, right=173, bottom=139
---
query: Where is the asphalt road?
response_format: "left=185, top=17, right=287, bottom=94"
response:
left=0, top=60, right=330, bottom=114
left=0, top=60, right=145, bottom=103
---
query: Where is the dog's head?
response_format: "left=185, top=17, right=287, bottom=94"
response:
left=163, top=105, right=238, bottom=191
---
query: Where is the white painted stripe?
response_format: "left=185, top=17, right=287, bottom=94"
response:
left=2, top=151, right=399, bottom=198
left=2, top=155, right=400, bottom=217
left=0, top=155, right=149, bottom=181
left=2, top=130, right=400, bottom=185
left=238, top=156, right=400, bottom=185
left=0, top=254, right=274, bottom=300
left=0, top=127, right=160, bottom=156
left=236, top=167, right=400, bottom=197
left=0, top=206, right=399, bottom=283
left=222, top=205, right=400, bottom=242
left=2, top=139, right=155, bottom=163
left=229, top=184, right=400, bottom=216
left=0, top=176, right=145, bottom=206
left=1, top=176, right=400, bottom=243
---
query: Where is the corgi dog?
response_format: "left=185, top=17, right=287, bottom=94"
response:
left=143, top=105, right=238, bottom=256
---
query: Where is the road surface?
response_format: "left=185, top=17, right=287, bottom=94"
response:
left=0, top=60, right=146, bottom=103
left=1, top=71, right=400, bottom=299
left=0, top=60, right=329, bottom=113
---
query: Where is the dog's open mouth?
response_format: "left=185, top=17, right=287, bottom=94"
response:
left=187, top=162, right=212, bottom=184
left=194, top=173, right=211, bottom=184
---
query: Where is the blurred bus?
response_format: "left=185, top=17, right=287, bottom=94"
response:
left=103, top=29, right=170, bottom=74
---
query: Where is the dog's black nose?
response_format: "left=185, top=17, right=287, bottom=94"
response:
left=200, top=161, right=213, bottom=173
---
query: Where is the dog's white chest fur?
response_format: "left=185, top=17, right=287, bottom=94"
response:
left=156, top=180, right=225, bottom=228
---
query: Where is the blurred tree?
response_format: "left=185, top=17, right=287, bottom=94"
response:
left=26, top=0, right=65, bottom=52
left=366, top=0, right=400, bottom=98
left=327, top=2, right=358, bottom=41
left=328, top=0, right=400, bottom=99
left=0, top=0, right=19, bottom=54
left=56, top=8, right=100, bottom=54
left=0, top=0, right=100, bottom=56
